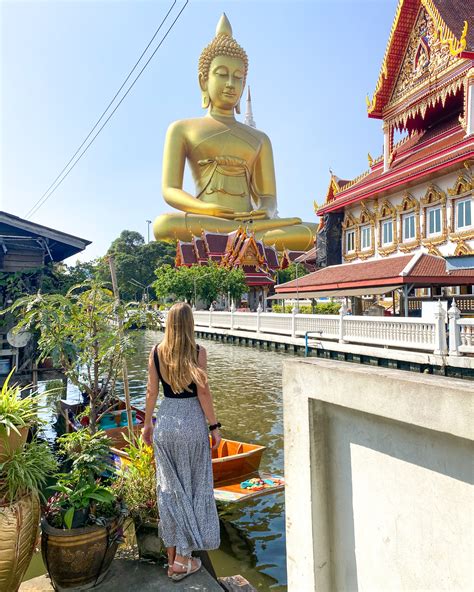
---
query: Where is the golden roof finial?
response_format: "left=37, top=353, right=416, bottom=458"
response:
left=216, top=13, right=233, bottom=37
left=368, top=152, right=374, bottom=167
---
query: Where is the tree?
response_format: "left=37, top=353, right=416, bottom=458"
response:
left=5, top=282, right=162, bottom=433
left=152, top=263, right=247, bottom=307
left=96, top=230, right=176, bottom=301
left=277, top=263, right=309, bottom=285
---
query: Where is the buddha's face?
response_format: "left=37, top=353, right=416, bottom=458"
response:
left=203, top=55, right=245, bottom=110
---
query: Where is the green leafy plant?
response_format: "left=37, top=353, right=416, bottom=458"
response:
left=114, top=436, right=157, bottom=524
left=46, top=430, right=117, bottom=529
left=0, top=439, right=57, bottom=503
left=0, top=369, right=41, bottom=436
left=3, top=282, right=161, bottom=433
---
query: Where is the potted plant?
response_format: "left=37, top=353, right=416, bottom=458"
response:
left=4, top=282, right=161, bottom=589
left=42, top=429, right=127, bottom=590
left=115, top=436, right=163, bottom=561
left=0, top=369, right=39, bottom=462
left=0, top=438, right=57, bottom=592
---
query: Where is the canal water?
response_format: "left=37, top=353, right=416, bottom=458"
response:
left=27, top=330, right=288, bottom=590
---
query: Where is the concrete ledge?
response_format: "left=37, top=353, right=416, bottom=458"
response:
left=20, top=559, right=222, bottom=591
left=283, top=359, right=474, bottom=591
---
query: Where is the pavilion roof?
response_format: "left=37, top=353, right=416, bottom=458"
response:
left=318, top=119, right=473, bottom=214
left=275, top=253, right=474, bottom=296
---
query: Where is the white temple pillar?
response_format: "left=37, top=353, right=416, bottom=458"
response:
left=466, top=68, right=474, bottom=137
left=383, top=122, right=391, bottom=172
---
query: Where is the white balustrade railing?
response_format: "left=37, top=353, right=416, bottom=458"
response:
left=259, top=313, right=293, bottom=335
left=457, top=319, right=474, bottom=354
left=183, top=300, right=472, bottom=356
left=295, top=314, right=339, bottom=339
left=343, top=316, right=435, bottom=351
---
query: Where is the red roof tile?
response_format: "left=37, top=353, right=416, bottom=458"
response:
left=276, top=254, right=474, bottom=294
left=319, top=124, right=473, bottom=214
left=264, top=246, right=280, bottom=270
left=434, top=0, right=474, bottom=52
left=178, top=242, right=197, bottom=266
left=203, top=232, right=228, bottom=254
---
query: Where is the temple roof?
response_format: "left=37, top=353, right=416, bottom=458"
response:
left=176, top=241, right=197, bottom=266
left=318, top=118, right=473, bottom=214
left=276, top=253, right=474, bottom=296
left=367, top=0, right=472, bottom=120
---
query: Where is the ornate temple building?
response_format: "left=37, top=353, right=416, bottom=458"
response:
left=278, top=0, right=474, bottom=313
left=175, top=228, right=308, bottom=310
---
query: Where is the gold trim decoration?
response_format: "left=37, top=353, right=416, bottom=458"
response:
left=421, top=184, right=448, bottom=247
left=397, top=192, right=421, bottom=251
left=342, top=212, right=359, bottom=262
left=421, top=0, right=468, bottom=57
left=454, top=240, right=474, bottom=256
left=447, top=167, right=473, bottom=240
left=367, top=0, right=404, bottom=114
left=426, top=243, right=442, bottom=256
left=377, top=199, right=399, bottom=256
left=447, top=172, right=473, bottom=197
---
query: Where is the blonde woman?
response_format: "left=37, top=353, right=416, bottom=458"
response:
left=142, top=302, right=221, bottom=581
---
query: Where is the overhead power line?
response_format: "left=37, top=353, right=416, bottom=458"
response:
left=25, top=0, right=188, bottom=220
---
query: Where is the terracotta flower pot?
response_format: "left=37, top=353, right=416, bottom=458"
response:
left=0, top=491, right=41, bottom=592
left=41, top=514, right=123, bottom=591
left=0, top=425, right=29, bottom=463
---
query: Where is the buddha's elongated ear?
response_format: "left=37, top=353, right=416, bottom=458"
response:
left=199, top=73, right=210, bottom=110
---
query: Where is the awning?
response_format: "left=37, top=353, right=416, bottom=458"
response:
left=268, top=284, right=403, bottom=300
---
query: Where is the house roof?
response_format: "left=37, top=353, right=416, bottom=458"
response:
left=0, top=211, right=91, bottom=262
left=276, top=253, right=474, bottom=295
left=264, top=246, right=280, bottom=270
left=318, top=120, right=473, bottom=214
left=203, top=232, right=229, bottom=255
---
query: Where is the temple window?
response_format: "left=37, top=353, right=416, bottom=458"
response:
left=455, top=198, right=472, bottom=230
left=427, top=206, right=442, bottom=236
left=403, top=213, right=416, bottom=241
left=381, top=219, right=393, bottom=245
left=346, top=229, right=355, bottom=253
left=360, top=225, right=371, bottom=250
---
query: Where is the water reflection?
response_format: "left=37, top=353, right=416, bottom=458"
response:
left=119, top=331, right=287, bottom=590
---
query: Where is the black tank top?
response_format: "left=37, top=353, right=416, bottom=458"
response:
left=153, top=345, right=199, bottom=398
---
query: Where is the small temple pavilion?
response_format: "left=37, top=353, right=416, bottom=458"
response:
left=175, top=228, right=307, bottom=310
left=277, top=0, right=474, bottom=315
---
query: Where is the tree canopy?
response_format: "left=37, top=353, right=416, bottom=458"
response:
left=153, top=263, right=247, bottom=307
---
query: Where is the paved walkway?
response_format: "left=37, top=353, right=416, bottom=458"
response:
left=20, top=559, right=223, bottom=591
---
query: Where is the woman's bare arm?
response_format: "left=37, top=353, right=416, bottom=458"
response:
left=142, top=347, right=159, bottom=445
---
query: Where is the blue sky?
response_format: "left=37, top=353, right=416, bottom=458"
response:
left=1, top=0, right=398, bottom=261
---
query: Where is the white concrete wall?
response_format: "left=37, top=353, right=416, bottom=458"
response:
left=283, top=359, right=474, bottom=591
left=343, top=170, right=474, bottom=261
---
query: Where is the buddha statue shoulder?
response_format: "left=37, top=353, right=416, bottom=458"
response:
left=153, top=14, right=316, bottom=251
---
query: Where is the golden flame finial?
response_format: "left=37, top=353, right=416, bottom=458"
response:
left=216, top=13, right=233, bottom=37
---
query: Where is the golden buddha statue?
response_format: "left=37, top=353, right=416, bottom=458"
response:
left=153, top=14, right=316, bottom=251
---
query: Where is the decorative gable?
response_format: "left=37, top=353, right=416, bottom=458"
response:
left=389, top=7, right=456, bottom=109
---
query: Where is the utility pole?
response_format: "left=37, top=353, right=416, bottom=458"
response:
left=146, top=220, right=152, bottom=244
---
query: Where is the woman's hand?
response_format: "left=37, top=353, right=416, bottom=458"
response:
left=142, top=423, right=154, bottom=447
left=211, top=429, right=222, bottom=451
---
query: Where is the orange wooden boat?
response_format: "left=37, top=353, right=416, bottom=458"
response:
left=60, top=398, right=275, bottom=498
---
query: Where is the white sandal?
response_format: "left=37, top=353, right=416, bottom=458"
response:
left=170, top=557, right=202, bottom=581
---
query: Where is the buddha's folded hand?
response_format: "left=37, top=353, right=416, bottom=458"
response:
left=232, top=208, right=269, bottom=221
left=198, top=202, right=237, bottom=219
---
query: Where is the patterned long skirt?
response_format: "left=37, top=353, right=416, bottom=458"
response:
left=153, top=397, right=220, bottom=557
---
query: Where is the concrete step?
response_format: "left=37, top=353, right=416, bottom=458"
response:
left=20, top=558, right=223, bottom=591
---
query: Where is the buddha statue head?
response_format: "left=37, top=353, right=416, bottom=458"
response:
left=198, top=14, right=248, bottom=114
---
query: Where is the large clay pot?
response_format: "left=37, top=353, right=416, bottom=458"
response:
left=0, top=491, right=41, bottom=592
left=41, top=515, right=123, bottom=591
left=0, top=426, right=29, bottom=463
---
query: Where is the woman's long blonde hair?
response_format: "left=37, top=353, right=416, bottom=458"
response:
left=158, top=302, right=207, bottom=394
